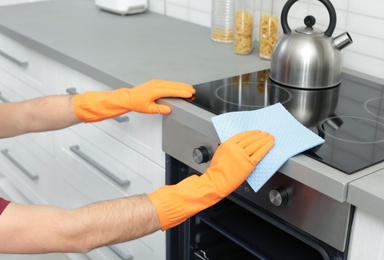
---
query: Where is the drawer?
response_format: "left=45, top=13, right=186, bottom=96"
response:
left=55, top=124, right=165, bottom=201
left=0, top=70, right=55, bottom=156
left=92, top=113, right=164, bottom=167
left=53, top=62, right=165, bottom=167
left=0, top=137, right=61, bottom=205
left=0, top=33, right=52, bottom=95
left=62, top=179, right=164, bottom=260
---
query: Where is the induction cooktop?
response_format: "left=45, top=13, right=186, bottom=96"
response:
left=187, top=70, right=384, bottom=174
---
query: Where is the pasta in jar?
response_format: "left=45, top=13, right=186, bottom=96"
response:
left=234, top=10, right=254, bottom=54
left=259, top=15, right=279, bottom=59
left=211, top=28, right=234, bottom=43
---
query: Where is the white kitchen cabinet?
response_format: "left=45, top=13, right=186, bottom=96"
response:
left=348, top=208, right=384, bottom=260
left=55, top=124, right=165, bottom=201
left=0, top=136, right=64, bottom=205
left=0, top=33, right=55, bottom=95
left=0, top=34, right=59, bottom=204
left=53, top=122, right=166, bottom=260
left=0, top=62, right=55, bottom=156
left=0, top=0, right=49, bottom=6
left=51, top=61, right=166, bottom=168
left=0, top=31, right=166, bottom=260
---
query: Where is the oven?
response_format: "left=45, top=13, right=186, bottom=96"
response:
left=161, top=70, right=384, bottom=260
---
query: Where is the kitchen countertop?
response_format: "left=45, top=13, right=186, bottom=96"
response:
left=0, top=0, right=269, bottom=88
left=1, top=0, right=384, bottom=218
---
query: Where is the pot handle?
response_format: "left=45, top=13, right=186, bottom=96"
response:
left=281, top=0, right=337, bottom=37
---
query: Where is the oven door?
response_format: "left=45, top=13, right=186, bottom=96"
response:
left=165, top=155, right=351, bottom=260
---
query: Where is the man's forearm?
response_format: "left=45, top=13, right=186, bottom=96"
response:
left=0, top=194, right=161, bottom=254
left=70, top=194, right=161, bottom=252
left=0, top=95, right=81, bottom=138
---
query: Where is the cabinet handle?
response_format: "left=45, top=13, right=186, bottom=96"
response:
left=65, top=88, right=129, bottom=123
left=65, top=87, right=78, bottom=95
left=69, top=145, right=130, bottom=187
left=1, top=149, right=39, bottom=180
left=108, top=245, right=134, bottom=260
left=0, top=49, right=29, bottom=68
left=0, top=92, right=10, bottom=103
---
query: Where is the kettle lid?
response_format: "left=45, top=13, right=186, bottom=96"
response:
left=295, top=27, right=323, bottom=35
left=295, top=15, right=323, bottom=35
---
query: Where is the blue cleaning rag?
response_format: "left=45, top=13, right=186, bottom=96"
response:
left=211, top=103, right=324, bottom=192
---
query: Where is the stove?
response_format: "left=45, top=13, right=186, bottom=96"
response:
left=187, top=70, right=384, bottom=174
left=161, top=69, right=383, bottom=260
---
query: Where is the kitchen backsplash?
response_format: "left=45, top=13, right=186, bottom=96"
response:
left=149, top=0, right=384, bottom=80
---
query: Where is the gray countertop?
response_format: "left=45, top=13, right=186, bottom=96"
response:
left=0, top=0, right=269, bottom=88
left=1, top=0, right=384, bottom=218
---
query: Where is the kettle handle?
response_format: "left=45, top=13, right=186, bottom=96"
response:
left=281, top=0, right=337, bottom=37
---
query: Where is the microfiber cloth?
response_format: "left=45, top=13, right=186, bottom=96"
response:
left=211, top=103, right=324, bottom=192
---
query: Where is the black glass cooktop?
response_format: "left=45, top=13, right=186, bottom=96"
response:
left=187, top=70, right=384, bottom=174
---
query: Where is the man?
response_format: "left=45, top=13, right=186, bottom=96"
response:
left=0, top=79, right=274, bottom=254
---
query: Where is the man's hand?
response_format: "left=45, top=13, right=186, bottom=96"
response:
left=148, top=130, right=274, bottom=230
left=73, top=80, right=195, bottom=122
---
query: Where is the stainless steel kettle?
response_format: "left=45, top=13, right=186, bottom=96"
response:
left=270, top=0, right=353, bottom=89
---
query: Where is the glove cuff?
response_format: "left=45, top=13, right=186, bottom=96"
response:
left=148, top=175, right=220, bottom=231
left=73, top=89, right=131, bottom=123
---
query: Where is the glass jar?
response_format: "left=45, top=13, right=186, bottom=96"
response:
left=233, top=0, right=254, bottom=54
left=211, top=0, right=234, bottom=43
left=259, top=0, right=279, bottom=59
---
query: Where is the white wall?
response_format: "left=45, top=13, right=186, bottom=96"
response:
left=149, top=0, right=384, bottom=80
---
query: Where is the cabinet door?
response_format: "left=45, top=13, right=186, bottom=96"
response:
left=0, top=136, right=64, bottom=205
left=0, top=66, right=55, bottom=156
left=348, top=208, right=384, bottom=260
left=55, top=124, right=165, bottom=199
left=0, top=33, right=53, bottom=95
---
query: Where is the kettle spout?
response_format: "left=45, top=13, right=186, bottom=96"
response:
left=333, top=32, right=353, bottom=50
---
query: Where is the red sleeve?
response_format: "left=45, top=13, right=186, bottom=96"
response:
left=0, top=198, right=10, bottom=215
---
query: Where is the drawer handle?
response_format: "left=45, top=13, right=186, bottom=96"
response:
left=1, top=149, right=39, bottom=180
left=66, top=88, right=129, bottom=123
left=69, top=145, right=130, bottom=187
left=0, top=92, right=10, bottom=103
left=0, top=49, right=29, bottom=68
left=109, top=245, right=134, bottom=260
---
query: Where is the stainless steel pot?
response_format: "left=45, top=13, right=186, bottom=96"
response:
left=270, top=0, right=353, bottom=89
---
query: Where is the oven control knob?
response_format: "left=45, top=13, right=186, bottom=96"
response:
left=193, top=146, right=210, bottom=164
left=269, top=187, right=289, bottom=207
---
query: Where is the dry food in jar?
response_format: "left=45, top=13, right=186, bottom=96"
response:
left=259, top=15, right=279, bottom=59
left=211, top=0, right=234, bottom=43
left=234, top=10, right=254, bottom=54
left=211, top=28, right=234, bottom=43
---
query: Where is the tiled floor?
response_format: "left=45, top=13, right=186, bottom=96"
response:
left=0, top=175, right=70, bottom=260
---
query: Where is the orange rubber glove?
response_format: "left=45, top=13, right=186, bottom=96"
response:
left=73, top=80, right=196, bottom=122
left=148, top=130, right=274, bottom=230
